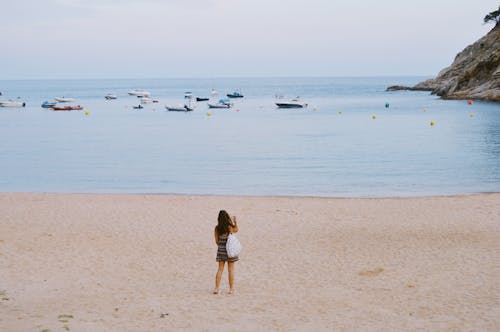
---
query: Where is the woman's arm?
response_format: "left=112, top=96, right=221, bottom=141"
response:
left=214, top=227, right=219, bottom=245
left=229, top=216, right=239, bottom=233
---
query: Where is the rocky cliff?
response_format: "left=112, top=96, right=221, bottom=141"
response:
left=388, top=24, right=500, bottom=102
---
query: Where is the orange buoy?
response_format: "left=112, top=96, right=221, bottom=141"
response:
left=467, top=99, right=473, bottom=105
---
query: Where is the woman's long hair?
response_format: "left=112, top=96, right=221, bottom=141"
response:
left=216, top=210, right=232, bottom=235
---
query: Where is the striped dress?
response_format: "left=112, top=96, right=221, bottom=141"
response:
left=216, top=233, right=239, bottom=262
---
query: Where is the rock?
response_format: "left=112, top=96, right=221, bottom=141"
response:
left=388, top=24, right=500, bottom=102
left=386, top=85, right=433, bottom=91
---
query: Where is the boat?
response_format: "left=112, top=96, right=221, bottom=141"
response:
left=208, top=99, right=232, bottom=109
left=41, top=101, right=57, bottom=108
left=51, top=105, right=83, bottom=111
left=140, top=97, right=153, bottom=104
left=54, top=97, right=75, bottom=102
left=128, top=89, right=150, bottom=97
left=0, top=100, right=26, bottom=107
left=211, top=88, right=218, bottom=96
left=165, top=104, right=194, bottom=112
left=196, top=97, right=209, bottom=102
left=275, top=98, right=308, bottom=109
left=105, top=94, right=117, bottom=100
left=227, top=91, right=244, bottom=98
left=133, top=105, right=144, bottom=109
left=184, top=91, right=193, bottom=99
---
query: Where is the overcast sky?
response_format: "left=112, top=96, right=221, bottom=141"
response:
left=1, top=0, right=498, bottom=79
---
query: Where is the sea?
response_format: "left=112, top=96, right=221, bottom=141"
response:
left=0, top=77, right=499, bottom=197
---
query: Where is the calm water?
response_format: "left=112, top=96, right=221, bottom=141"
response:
left=0, top=77, right=499, bottom=197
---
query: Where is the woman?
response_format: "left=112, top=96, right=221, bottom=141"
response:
left=213, top=210, right=239, bottom=294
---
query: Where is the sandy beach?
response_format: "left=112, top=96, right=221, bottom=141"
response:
left=0, top=193, right=499, bottom=331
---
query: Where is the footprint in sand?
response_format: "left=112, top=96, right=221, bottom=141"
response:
left=0, top=290, right=9, bottom=301
left=58, top=314, right=73, bottom=331
left=358, top=267, right=384, bottom=277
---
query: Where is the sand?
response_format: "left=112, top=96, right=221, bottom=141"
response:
left=0, top=193, right=499, bottom=331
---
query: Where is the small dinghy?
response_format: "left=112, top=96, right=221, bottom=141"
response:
left=196, top=97, right=209, bottom=102
left=133, top=105, right=144, bottom=109
left=166, top=104, right=194, bottom=112
left=140, top=97, right=153, bottom=104
left=128, top=89, right=150, bottom=97
left=41, top=101, right=57, bottom=108
left=0, top=100, right=26, bottom=107
left=51, top=105, right=83, bottom=111
left=54, top=97, right=75, bottom=103
left=105, top=94, right=117, bottom=100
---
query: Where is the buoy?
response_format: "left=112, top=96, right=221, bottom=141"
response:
left=207, top=111, right=211, bottom=116
left=423, top=107, right=427, bottom=112
left=470, top=113, right=475, bottom=117
left=467, top=99, right=473, bottom=105
left=385, top=103, right=390, bottom=108
left=84, top=111, right=89, bottom=116
left=338, top=110, right=343, bottom=115
left=430, top=121, right=435, bottom=126
left=372, top=114, right=376, bottom=119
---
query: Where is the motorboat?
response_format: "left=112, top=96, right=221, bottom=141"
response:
left=0, top=100, right=26, bottom=107
left=166, top=104, right=194, bottom=112
left=208, top=99, right=231, bottom=109
left=54, top=97, right=75, bottom=102
left=41, top=101, right=57, bottom=108
left=275, top=98, right=308, bottom=109
left=196, top=97, right=209, bottom=102
left=208, top=103, right=230, bottom=109
left=128, top=89, right=150, bottom=97
left=51, top=105, right=83, bottom=111
left=105, top=94, right=117, bottom=100
left=227, top=91, right=244, bottom=98
left=133, top=105, right=144, bottom=109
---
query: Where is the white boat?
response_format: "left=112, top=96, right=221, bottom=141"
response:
left=105, top=94, right=117, bottom=100
left=54, top=97, right=75, bottom=103
left=0, top=100, right=26, bottom=107
left=166, top=104, right=194, bottom=112
left=275, top=98, right=308, bottom=109
left=128, top=89, right=150, bottom=97
left=184, top=91, right=193, bottom=99
left=140, top=97, right=153, bottom=104
left=208, top=102, right=231, bottom=109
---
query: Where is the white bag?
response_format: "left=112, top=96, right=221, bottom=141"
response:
left=226, top=233, right=242, bottom=258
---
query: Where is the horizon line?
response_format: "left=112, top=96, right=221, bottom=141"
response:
left=0, top=74, right=434, bottom=81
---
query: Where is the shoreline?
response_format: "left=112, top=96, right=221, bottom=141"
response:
left=1, top=192, right=499, bottom=331
left=1, top=191, right=499, bottom=199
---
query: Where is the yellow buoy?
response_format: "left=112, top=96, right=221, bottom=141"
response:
left=430, top=121, right=435, bottom=126
left=207, top=111, right=212, bottom=116
left=84, top=111, right=89, bottom=116
left=338, top=110, right=343, bottom=115
left=423, top=107, right=427, bottom=112
left=372, top=114, right=376, bottom=119
left=469, top=113, right=475, bottom=117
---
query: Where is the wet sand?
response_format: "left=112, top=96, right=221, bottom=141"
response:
left=0, top=193, right=499, bottom=331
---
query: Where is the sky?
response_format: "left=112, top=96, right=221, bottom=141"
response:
left=1, top=0, right=498, bottom=79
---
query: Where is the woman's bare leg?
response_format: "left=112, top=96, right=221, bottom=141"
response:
left=228, top=261, right=235, bottom=294
left=214, top=261, right=225, bottom=294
